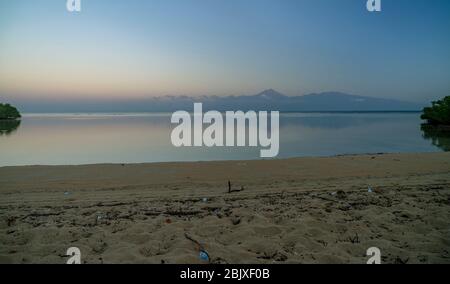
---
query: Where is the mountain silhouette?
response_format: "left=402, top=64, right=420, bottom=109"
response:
left=13, top=90, right=424, bottom=112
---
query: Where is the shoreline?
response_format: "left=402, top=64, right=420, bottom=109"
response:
left=20, top=111, right=423, bottom=115
left=0, top=151, right=442, bottom=169
left=1, top=152, right=449, bottom=264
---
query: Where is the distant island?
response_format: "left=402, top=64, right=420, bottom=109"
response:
left=0, top=103, right=21, bottom=120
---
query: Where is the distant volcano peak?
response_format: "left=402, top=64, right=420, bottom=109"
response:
left=254, top=89, right=287, bottom=99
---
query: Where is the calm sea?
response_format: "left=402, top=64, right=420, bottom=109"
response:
left=0, top=112, right=447, bottom=166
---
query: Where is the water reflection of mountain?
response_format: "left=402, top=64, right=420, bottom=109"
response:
left=0, top=120, right=21, bottom=136
left=421, top=124, right=450, bottom=151
left=280, top=114, right=403, bottom=129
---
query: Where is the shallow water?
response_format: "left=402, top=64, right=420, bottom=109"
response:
left=0, top=112, right=446, bottom=166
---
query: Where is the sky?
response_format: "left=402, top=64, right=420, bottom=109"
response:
left=0, top=0, right=449, bottom=108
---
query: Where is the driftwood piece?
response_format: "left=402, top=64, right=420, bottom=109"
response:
left=184, top=233, right=211, bottom=263
left=184, top=233, right=205, bottom=251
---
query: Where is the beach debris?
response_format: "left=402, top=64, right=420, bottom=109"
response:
left=184, top=233, right=210, bottom=263
left=165, top=218, right=172, bottom=224
left=64, top=191, right=71, bottom=196
left=185, top=233, right=203, bottom=249
left=213, top=208, right=222, bottom=218
left=199, top=250, right=210, bottom=262
left=368, top=186, right=373, bottom=193
left=331, top=192, right=337, bottom=196
left=96, top=214, right=106, bottom=222
left=202, top=197, right=208, bottom=203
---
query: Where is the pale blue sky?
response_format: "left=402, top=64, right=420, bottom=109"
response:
left=1, top=0, right=449, bottom=104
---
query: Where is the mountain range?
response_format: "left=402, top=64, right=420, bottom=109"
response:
left=12, top=89, right=424, bottom=113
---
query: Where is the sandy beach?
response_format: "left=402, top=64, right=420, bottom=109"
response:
left=0, top=152, right=449, bottom=264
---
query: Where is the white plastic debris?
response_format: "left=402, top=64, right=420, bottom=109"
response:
left=368, top=186, right=373, bottom=193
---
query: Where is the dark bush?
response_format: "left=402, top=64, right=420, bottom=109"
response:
left=421, top=96, right=450, bottom=126
left=0, top=103, right=21, bottom=120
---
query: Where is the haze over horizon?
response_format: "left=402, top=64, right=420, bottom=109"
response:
left=1, top=0, right=450, bottom=109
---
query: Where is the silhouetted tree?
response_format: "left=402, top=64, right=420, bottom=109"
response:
left=421, top=96, right=450, bottom=126
left=0, top=103, right=21, bottom=120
